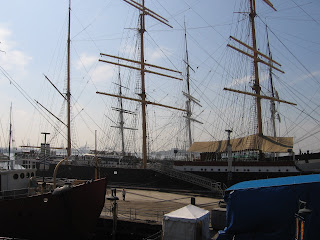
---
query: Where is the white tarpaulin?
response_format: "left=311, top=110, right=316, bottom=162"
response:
left=162, top=204, right=210, bottom=240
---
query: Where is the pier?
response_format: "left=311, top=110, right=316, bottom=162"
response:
left=97, top=188, right=222, bottom=239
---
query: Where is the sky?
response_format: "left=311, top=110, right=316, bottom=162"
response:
left=0, top=0, right=319, bottom=155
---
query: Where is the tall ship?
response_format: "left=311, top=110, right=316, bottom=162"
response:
left=173, top=0, right=320, bottom=186
left=14, top=0, right=320, bottom=189
left=17, top=0, right=191, bottom=189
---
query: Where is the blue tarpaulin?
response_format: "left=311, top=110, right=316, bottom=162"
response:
left=217, top=174, right=320, bottom=240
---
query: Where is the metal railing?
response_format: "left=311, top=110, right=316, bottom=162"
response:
left=0, top=188, right=29, bottom=200
left=101, top=206, right=165, bottom=223
left=143, top=230, right=162, bottom=240
left=150, top=164, right=226, bottom=197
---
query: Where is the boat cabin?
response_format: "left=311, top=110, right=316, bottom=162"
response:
left=0, top=161, right=36, bottom=198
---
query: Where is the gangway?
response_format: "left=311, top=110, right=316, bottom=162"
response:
left=150, top=164, right=226, bottom=197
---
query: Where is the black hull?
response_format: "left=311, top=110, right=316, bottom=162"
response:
left=35, top=163, right=313, bottom=191
left=186, top=171, right=311, bottom=187
left=0, top=178, right=107, bottom=240
left=38, top=164, right=210, bottom=191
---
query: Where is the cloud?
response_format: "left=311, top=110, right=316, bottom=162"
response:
left=75, top=53, right=98, bottom=70
left=296, top=70, right=320, bottom=82
left=118, top=44, right=173, bottom=63
left=147, top=47, right=172, bottom=62
left=75, top=46, right=173, bottom=86
left=227, top=72, right=269, bottom=88
left=6, top=50, right=32, bottom=69
left=0, top=28, right=11, bottom=42
left=91, top=64, right=114, bottom=83
left=0, top=26, right=32, bottom=79
left=227, top=75, right=252, bottom=87
left=75, top=53, right=114, bottom=83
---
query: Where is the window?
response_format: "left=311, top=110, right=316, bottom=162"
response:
left=20, top=173, right=25, bottom=179
left=13, top=174, right=18, bottom=180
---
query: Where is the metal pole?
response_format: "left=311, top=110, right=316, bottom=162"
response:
left=67, top=0, right=72, bottom=158
left=112, top=199, right=117, bottom=240
left=140, top=0, right=147, bottom=169
left=106, top=196, right=118, bottom=240
left=41, top=132, right=50, bottom=184
left=95, top=130, right=97, bottom=180
left=226, top=130, right=232, bottom=186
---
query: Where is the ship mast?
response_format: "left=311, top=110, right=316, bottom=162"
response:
left=66, top=0, right=71, bottom=158
left=266, top=26, right=277, bottom=138
left=110, top=70, right=138, bottom=158
left=185, top=21, right=192, bottom=154
left=36, top=1, right=71, bottom=158
left=249, top=0, right=263, bottom=135
left=224, top=0, right=296, bottom=156
left=183, top=21, right=202, bottom=161
left=118, top=72, right=126, bottom=157
left=8, top=103, right=13, bottom=169
left=140, top=0, right=147, bottom=168
left=225, top=1, right=295, bottom=123
left=97, top=0, right=186, bottom=169
left=52, top=0, right=76, bottom=187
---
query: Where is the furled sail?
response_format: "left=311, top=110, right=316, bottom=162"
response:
left=188, top=134, right=293, bottom=153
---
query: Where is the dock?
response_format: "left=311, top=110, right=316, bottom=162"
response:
left=97, top=188, right=223, bottom=239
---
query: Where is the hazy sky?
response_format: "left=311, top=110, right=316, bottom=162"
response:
left=0, top=0, right=319, bottom=154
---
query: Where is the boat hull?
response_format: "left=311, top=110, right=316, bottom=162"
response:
left=35, top=161, right=312, bottom=189
left=173, top=160, right=313, bottom=185
left=32, top=155, right=320, bottom=189
left=0, top=178, right=107, bottom=240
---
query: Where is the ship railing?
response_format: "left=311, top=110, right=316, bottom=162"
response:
left=99, top=162, right=140, bottom=169
left=143, top=230, right=162, bottom=240
left=150, top=164, right=225, bottom=197
left=102, top=202, right=221, bottom=226
left=0, top=188, right=29, bottom=200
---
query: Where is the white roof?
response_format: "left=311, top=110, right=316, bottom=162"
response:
left=0, top=161, right=25, bottom=171
left=164, top=204, right=209, bottom=223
